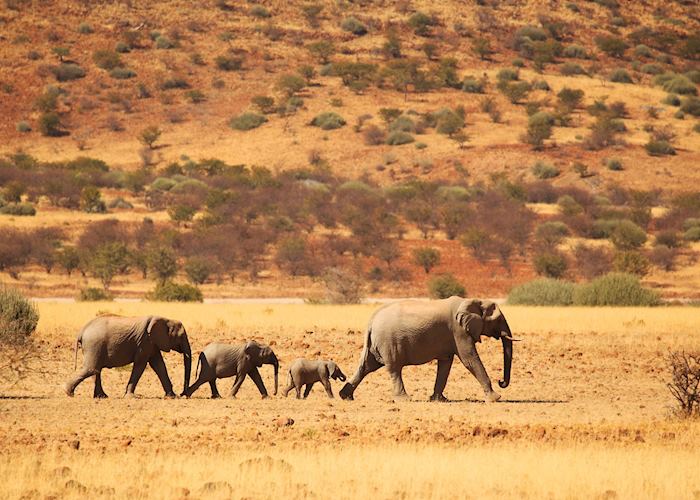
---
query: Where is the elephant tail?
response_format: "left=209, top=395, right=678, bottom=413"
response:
left=73, top=333, right=83, bottom=371
left=195, top=352, right=204, bottom=379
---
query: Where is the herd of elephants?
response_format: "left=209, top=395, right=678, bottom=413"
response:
left=65, top=296, right=517, bottom=402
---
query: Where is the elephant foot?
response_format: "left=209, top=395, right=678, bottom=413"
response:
left=429, top=393, right=449, bottom=402
left=94, top=393, right=108, bottom=399
left=124, top=392, right=136, bottom=399
left=339, top=383, right=354, bottom=400
left=64, top=383, right=75, bottom=397
left=393, top=393, right=410, bottom=402
left=211, top=394, right=221, bottom=399
left=180, top=391, right=189, bottom=398
left=484, top=391, right=501, bottom=403
left=164, top=392, right=176, bottom=399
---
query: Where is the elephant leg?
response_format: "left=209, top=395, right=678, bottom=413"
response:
left=282, top=380, right=294, bottom=398
left=125, top=358, right=149, bottom=397
left=295, top=384, right=301, bottom=399
left=303, top=382, right=315, bottom=398
left=339, top=347, right=383, bottom=400
left=93, top=371, right=108, bottom=399
left=454, top=336, right=500, bottom=402
left=248, top=367, right=269, bottom=398
left=389, top=367, right=409, bottom=400
left=65, top=367, right=97, bottom=396
left=209, top=380, right=221, bottom=399
left=230, top=373, right=246, bottom=398
left=148, top=351, right=176, bottom=398
left=320, top=377, right=334, bottom=399
left=430, top=357, right=453, bottom=402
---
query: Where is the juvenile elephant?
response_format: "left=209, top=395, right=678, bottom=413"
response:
left=282, top=359, right=347, bottom=399
left=65, top=315, right=191, bottom=398
left=339, top=297, right=517, bottom=402
left=185, top=341, right=278, bottom=398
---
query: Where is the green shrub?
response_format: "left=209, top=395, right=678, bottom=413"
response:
left=77, top=22, right=93, bottom=34
left=560, top=62, right=586, bottom=75
left=16, top=121, right=31, bottom=133
left=39, top=111, right=63, bottom=137
left=249, top=4, right=270, bottom=18
left=110, top=67, right=136, bottom=79
left=50, top=63, right=85, bottom=82
left=613, top=251, right=650, bottom=276
left=160, top=77, right=190, bottom=90
left=184, top=257, right=216, bottom=284
left=340, top=17, right=367, bottom=36
left=229, top=112, right=267, bottom=131
left=634, top=44, right=653, bottom=58
left=523, top=112, right=554, bottom=150
left=497, top=68, right=519, bottom=82
left=185, top=90, right=206, bottom=103
left=535, top=221, right=569, bottom=245
left=683, top=226, right=700, bottom=241
left=606, top=158, right=623, bottom=171
left=0, top=287, right=39, bottom=344
left=654, top=73, right=698, bottom=95
left=609, top=68, right=633, bottom=83
left=148, top=281, right=203, bottom=302
left=682, top=218, right=700, bottom=231
left=532, top=79, right=550, bottom=91
left=386, top=131, right=414, bottom=145
left=610, top=220, right=647, bottom=249
left=115, top=41, right=130, bottom=53
left=428, top=273, right=465, bottom=299
left=680, top=97, right=700, bottom=116
left=645, top=139, right=676, bottom=156
left=311, top=112, right=346, bottom=130
left=0, top=203, right=36, bottom=216
left=507, top=278, right=575, bottom=305
left=663, top=94, right=681, bottom=106
left=533, top=252, right=567, bottom=278
left=532, top=161, right=559, bottom=179
left=78, top=287, right=113, bottom=301
left=563, top=44, right=587, bottom=58
left=215, top=54, right=244, bottom=71
left=595, top=36, right=627, bottom=58
left=462, top=78, right=484, bottom=93
left=92, top=50, right=122, bottom=70
left=155, top=35, right=176, bottom=49
left=573, top=273, right=659, bottom=306
left=641, top=63, right=663, bottom=75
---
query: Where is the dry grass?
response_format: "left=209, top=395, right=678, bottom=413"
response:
left=1, top=303, right=700, bottom=498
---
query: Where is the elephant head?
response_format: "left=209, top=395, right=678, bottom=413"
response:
left=245, top=341, right=279, bottom=395
left=326, top=361, right=346, bottom=382
left=147, top=316, right=192, bottom=396
left=456, top=300, right=515, bottom=389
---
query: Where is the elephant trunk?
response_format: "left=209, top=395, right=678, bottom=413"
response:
left=182, top=336, right=192, bottom=396
left=498, top=321, right=513, bottom=389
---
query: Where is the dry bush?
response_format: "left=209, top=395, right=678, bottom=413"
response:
left=667, top=351, right=700, bottom=418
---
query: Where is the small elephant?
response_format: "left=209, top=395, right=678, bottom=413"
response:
left=185, top=341, right=278, bottom=398
left=282, top=359, right=347, bottom=399
left=65, top=315, right=191, bottom=398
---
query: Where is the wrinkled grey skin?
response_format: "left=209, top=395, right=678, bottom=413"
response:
left=282, top=359, right=347, bottom=399
left=185, top=341, right=279, bottom=398
left=339, top=297, right=514, bottom=403
left=65, top=315, right=191, bottom=398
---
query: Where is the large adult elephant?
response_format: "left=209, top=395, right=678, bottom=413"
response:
left=338, top=297, right=516, bottom=402
left=65, top=315, right=191, bottom=398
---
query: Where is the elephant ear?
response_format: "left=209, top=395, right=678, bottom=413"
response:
left=464, top=314, right=484, bottom=344
left=455, top=299, right=482, bottom=327
left=326, top=361, right=337, bottom=378
left=244, top=341, right=261, bottom=366
left=147, top=317, right=171, bottom=352
left=481, top=301, right=501, bottom=321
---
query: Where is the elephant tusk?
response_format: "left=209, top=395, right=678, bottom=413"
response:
left=502, top=335, right=523, bottom=342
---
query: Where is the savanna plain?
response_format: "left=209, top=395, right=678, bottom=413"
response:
left=1, top=302, right=699, bottom=499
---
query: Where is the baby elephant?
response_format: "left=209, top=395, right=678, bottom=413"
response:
left=283, top=359, right=347, bottom=399
left=185, top=341, right=278, bottom=399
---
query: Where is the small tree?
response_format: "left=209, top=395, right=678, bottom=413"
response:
left=58, top=246, right=81, bottom=276
left=413, top=247, right=441, bottom=273
left=148, top=246, right=178, bottom=284
left=667, top=351, right=700, bottom=417
left=0, top=287, right=40, bottom=386
left=52, top=47, right=69, bottom=62
left=80, top=186, right=106, bottom=213
left=184, top=256, right=215, bottom=284
left=523, top=111, right=553, bottom=150
left=533, top=251, right=567, bottom=278
left=307, top=40, right=334, bottom=64
left=139, top=126, right=161, bottom=149
left=276, top=73, right=306, bottom=97
left=472, top=37, right=493, bottom=60
left=90, top=242, right=130, bottom=289
left=321, top=267, right=363, bottom=304
left=429, top=273, right=465, bottom=299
